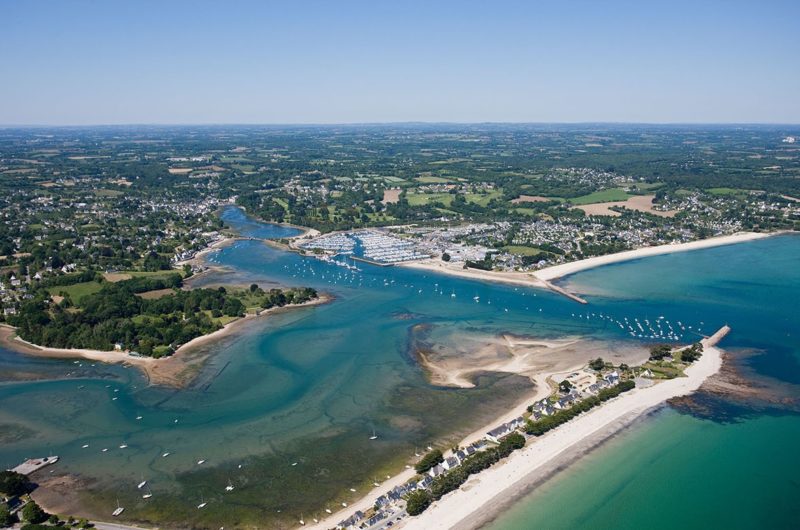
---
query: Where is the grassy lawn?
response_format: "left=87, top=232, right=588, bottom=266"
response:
left=415, top=176, right=452, bottom=183
left=126, top=270, right=184, bottom=279
left=641, top=361, right=685, bottom=379
left=570, top=188, right=632, bottom=205
left=94, top=189, right=124, bottom=197
left=407, top=192, right=454, bottom=206
left=47, top=281, right=104, bottom=303
left=569, top=188, right=632, bottom=205
left=514, top=207, right=537, bottom=216
left=631, top=182, right=664, bottom=191
left=465, top=190, right=503, bottom=206
left=136, top=288, right=176, bottom=300
left=502, top=245, right=549, bottom=256
left=706, top=187, right=745, bottom=196
left=383, top=176, right=406, bottom=184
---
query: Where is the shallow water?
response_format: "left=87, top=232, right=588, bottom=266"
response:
left=1, top=209, right=797, bottom=529
left=488, top=235, right=800, bottom=530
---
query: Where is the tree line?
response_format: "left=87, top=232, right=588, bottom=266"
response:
left=9, top=279, right=317, bottom=357
left=525, top=380, right=635, bottom=436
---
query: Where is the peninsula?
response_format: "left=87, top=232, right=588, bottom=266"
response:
left=312, top=326, right=728, bottom=530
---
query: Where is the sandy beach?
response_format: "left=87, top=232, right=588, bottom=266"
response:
left=307, top=327, right=726, bottom=530
left=400, top=232, right=774, bottom=295
left=533, top=232, right=772, bottom=281
left=400, top=326, right=729, bottom=530
left=307, top=331, right=650, bottom=530
left=400, top=259, right=550, bottom=289
left=0, top=296, right=330, bottom=387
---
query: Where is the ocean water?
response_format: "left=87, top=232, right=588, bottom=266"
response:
left=0, top=209, right=797, bottom=529
left=488, top=235, right=800, bottom=530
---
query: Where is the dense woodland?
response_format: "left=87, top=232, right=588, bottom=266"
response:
left=8, top=276, right=317, bottom=356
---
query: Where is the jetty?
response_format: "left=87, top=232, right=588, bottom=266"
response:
left=539, top=278, right=588, bottom=304
left=11, top=456, right=59, bottom=475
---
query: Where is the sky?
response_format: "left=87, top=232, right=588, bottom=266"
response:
left=1, top=0, right=799, bottom=125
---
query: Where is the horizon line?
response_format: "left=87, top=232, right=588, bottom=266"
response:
left=1, top=120, right=800, bottom=129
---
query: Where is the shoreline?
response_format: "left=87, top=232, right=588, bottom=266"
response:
left=399, top=327, right=728, bottom=530
left=399, top=232, right=777, bottom=296
left=307, top=333, right=649, bottom=530
left=0, top=295, right=331, bottom=387
left=534, top=231, right=775, bottom=281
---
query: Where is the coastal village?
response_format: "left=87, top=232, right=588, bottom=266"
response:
left=324, top=332, right=719, bottom=530
left=0, top=126, right=796, bottom=530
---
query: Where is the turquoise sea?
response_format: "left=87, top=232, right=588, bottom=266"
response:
left=1, top=208, right=798, bottom=529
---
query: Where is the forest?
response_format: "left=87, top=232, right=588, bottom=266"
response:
left=9, top=278, right=318, bottom=357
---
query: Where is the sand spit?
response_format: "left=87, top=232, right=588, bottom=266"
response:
left=534, top=232, right=773, bottom=281
left=399, top=232, right=774, bottom=301
left=412, top=327, right=646, bottom=391
left=400, top=327, right=728, bottom=530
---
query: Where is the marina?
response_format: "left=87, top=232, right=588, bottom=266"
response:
left=0, top=211, right=797, bottom=530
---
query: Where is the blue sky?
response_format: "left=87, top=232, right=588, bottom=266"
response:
left=1, top=0, right=798, bottom=124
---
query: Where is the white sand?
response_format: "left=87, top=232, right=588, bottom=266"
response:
left=310, top=327, right=727, bottom=530
left=534, top=232, right=771, bottom=281
left=401, top=327, right=728, bottom=530
left=400, top=232, right=774, bottom=295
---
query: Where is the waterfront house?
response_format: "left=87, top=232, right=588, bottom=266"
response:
left=443, top=456, right=460, bottom=470
left=428, top=464, right=446, bottom=478
left=485, top=420, right=521, bottom=443
left=416, top=476, right=433, bottom=489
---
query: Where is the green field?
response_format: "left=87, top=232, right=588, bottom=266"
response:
left=47, top=281, right=104, bottom=303
left=502, top=245, right=549, bottom=256
left=415, top=176, right=452, bottom=183
left=706, top=187, right=746, bottom=196
left=569, top=188, right=632, bottom=205
left=407, top=192, right=454, bottom=206
left=465, top=190, right=503, bottom=206
left=383, top=176, right=407, bottom=184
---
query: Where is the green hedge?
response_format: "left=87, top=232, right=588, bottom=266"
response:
left=407, top=433, right=525, bottom=515
left=526, top=380, right=635, bottom=436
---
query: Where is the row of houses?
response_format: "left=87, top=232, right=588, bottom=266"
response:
left=337, top=372, right=629, bottom=530
left=484, top=416, right=525, bottom=444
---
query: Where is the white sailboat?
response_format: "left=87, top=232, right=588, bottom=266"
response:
left=197, top=494, right=207, bottom=509
left=112, top=499, right=124, bottom=517
left=369, top=429, right=378, bottom=440
left=142, top=485, right=153, bottom=499
left=137, top=476, right=147, bottom=489
left=225, top=479, right=235, bottom=492
left=197, top=459, right=206, bottom=465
